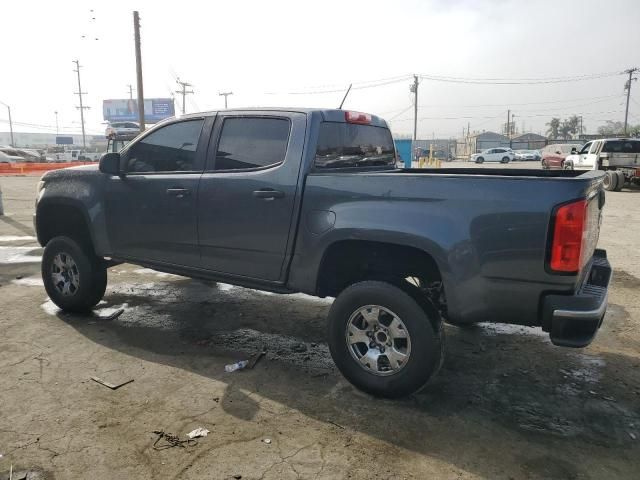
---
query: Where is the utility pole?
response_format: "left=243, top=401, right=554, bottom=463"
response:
left=133, top=11, right=146, bottom=132
left=0, top=101, right=14, bottom=147
left=623, top=67, right=638, bottom=135
left=175, top=78, right=194, bottom=115
left=54, top=111, right=59, bottom=135
left=410, top=75, right=419, bottom=165
left=73, top=60, right=89, bottom=150
left=506, top=109, right=510, bottom=139
left=127, top=84, right=134, bottom=99
left=579, top=115, right=583, bottom=136
left=219, top=91, right=233, bottom=109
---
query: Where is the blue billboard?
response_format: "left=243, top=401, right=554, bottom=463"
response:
left=102, top=98, right=175, bottom=123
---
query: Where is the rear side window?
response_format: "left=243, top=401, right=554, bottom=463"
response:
left=214, top=117, right=291, bottom=171
left=602, top=140, right=640, bottom=153
left=315, top=122, right=395, bottom=169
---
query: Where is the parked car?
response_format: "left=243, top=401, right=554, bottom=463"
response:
left=564, top=138, right=640, bottom=191
left=541, top=143, right=583, bottom=169
left=105, top=122, right=140, bottom=138
left=35, top=108, right=611, bottom=398
left=14, top=148, right=42, bottom=163
left=514, top=149, right=541, bottom=161
left=0, top=148, right=26, bottom=163
left=471, top=148, right=514, bottom=163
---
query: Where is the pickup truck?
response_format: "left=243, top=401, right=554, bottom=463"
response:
left=564, top=138, right=640, bottom=191
left=34, top=108, right=612, bottom=398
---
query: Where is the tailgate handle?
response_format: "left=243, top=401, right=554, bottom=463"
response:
left=253, top=189, right=284, bottom=200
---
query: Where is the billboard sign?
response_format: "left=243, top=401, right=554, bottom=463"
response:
left=102, top=98, right=175, bottom=123
left=56, top=136, right=74, bottom=145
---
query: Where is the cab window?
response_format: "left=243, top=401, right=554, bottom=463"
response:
left=125, top=119, right=204, bottom=173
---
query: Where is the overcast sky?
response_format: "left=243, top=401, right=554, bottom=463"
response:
left=1, top=0, right=639, bottom=139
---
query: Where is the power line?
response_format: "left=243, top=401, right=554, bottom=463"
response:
left=418, top=71, right=621, bottom=85
left=417, top=94, right=622, bottom=109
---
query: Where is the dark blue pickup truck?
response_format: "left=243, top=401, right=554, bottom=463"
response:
left=35, top=108, right=611, bottom=397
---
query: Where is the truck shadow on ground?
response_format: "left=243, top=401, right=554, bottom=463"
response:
left=53, top=275, right=640, bottom=479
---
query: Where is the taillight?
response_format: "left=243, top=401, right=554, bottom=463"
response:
left=345, top=111, right=372, bottom=125
left=549, top=199, right=588, bottom=273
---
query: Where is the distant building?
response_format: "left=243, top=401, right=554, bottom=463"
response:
left=511, top=133, right=547, bottom=150
left=393, top=138, right=456, bottom=163
left=0, top=132, right=106, bottom=150
left=457, top=131, right=510, bottom=158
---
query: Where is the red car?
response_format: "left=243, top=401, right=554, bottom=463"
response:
left=541, top=143, right=583, bottom=169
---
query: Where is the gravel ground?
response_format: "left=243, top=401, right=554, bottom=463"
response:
left=0, top=168, right=638, bottom=480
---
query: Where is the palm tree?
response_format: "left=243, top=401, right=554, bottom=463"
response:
left=546, top=117, right=560, bottom=138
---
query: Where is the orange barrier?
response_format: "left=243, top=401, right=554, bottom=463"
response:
left=0, top=162, right=96, bottom=176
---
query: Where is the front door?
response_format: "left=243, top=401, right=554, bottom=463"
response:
left=105, top=117, right=209, bottom=267
left=576, top=141, right=592, bottom=168
left=197, top=112, right=306, bottom=281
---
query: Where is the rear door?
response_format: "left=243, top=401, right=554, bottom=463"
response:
left=197, top=112, right=306, bottom=281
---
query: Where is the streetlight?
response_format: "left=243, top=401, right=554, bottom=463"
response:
left=0, top=100, right=15, bottom=147
left=54, top=111, right=59, bottom=135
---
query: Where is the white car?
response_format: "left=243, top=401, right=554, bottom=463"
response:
left=471, top=148, right=514, bottom=164
left=105, top=122, right=140, bottom=138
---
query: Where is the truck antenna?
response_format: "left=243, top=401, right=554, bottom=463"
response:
left=338, top=84, right=353, bottom=109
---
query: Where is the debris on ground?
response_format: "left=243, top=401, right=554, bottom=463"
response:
left=152, top=430, right=197, bottom=450
left=224, top=360, right=249, bottom=373
left=328, top=420, right=345, bottom=429
left=233, top=475, right=242, bottom=480
left=248, top=348, right=267, bottom=369
left=101, top=308, right=124, bottom=321
left=262, top=438, right=271, bottom=444
left=186, top=427, right=210, bottom=439
left=291, top=342, right=307, bottom=353
left=90, top=376, right=134, bottom=390
left=630, top=432, right=637, bottom=440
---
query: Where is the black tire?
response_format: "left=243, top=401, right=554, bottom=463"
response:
left=327, top=281, right=443, bottom=398
left=614, top=171, right=625, bottom=191
left=603, top=171, right=618, bottom=191
left=501, top=156, right=510, bottom=163
left=563, top=161, right=573, bottom=170
left=475, top=157, right=484, bottom=164
left=541, top=160, right=548, bottom=170
left=41, top=236, right=107, bottom=313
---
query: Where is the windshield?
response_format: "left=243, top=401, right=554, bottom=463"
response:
left=602, top=140, right=640, bottom=154
left=315, top=122, right=395, bottom=169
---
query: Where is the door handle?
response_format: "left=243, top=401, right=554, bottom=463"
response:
left=166, top=188, right=191, bottom=198
left=253, top=189, right=285, bottom=200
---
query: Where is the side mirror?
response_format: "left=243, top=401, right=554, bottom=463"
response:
left=555, top=150, right=562, bottom=155
left=570, top=148, right=577, bottom=154
left=99, top=152, right=121, bottom=175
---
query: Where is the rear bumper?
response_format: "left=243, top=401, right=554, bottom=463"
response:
left=541, top=249, right=612, bottom=348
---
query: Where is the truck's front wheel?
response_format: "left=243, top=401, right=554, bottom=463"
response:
left=42, top=236, right=107, bottom=313
left=327, top=281, right=443, bottom=398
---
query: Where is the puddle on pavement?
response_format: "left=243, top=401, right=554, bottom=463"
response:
left=0, top=235, right=37, bottom=242
left=12, top=275, right=43, bottom=286
left=0, top=246, right=41, bottom=264
left=207, top=327, right=335, bottom=372
left=478, top=322, right=548, bottom=338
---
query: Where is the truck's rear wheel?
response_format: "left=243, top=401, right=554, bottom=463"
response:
left=603, top=171, right=619, bottom=191
left=42, top=236, right=107, bottom=313
left=614, top=171, right=625, bottom=191
left=327, top=281, right=443, bottom=398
